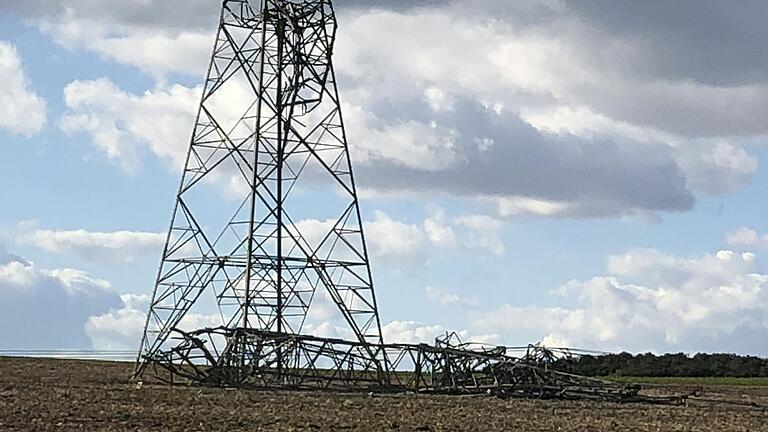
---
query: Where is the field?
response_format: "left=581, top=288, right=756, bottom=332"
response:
left=602, top=376, right=768, bottom=387
left=1, top=357, right=767, bottom=431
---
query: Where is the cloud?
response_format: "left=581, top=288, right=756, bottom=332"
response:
left=354, top=108, right=693, bottom=218
left=497, top=196, right=571, bottom=218
left=564, top=0, right=768, bottom=88
left=423, top=86, right=456, bottom=112
left=0, top=41, right=46, bottom=136
left=425, top=286, right=480, bottom=308
left=85, top=294, right=149, bottom=350
left=334, top=2, right=768, bottom=210
left=16, top=224, right=165, bottom=263
left=342, top=103, right=460, bottom=171
left=60, top=78, right=199, bottom=171
left=12, top=221, right=166, bottom=262
left=419, top=211, right=507, bottom=255
left=0, top=246, right=122, bottom=350
left=84, top=32, right=211, bottom=78
left=296, top=211, right=506, bottom=261
left=30, top=0, right=767, bottom=218
left=7, top=1, right=216, bottom=78
left=727, top=228, right=768, bottom=249
left=472, top=249, right=768, bottom=354
left=85, top=294, right=224, bottom=350
left=293, top=214, right=425, bottom=260
left=382, top=321, right=447, bottom=344
left=424, top=211, right=456, bottom=247
left=330, top=9, right=703, bottom=216
left=521, top=106, right=759, bottom=196
left=7, top=1, right=440, bottom=78
left=382, top=320, right=499, bottom=345
left=365, top=212, right=425, bottom=258
left=452, top=215, right=505, bottom=255
left=8, top=1, right=215, bottom=31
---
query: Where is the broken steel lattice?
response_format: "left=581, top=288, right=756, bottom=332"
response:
left=134, top=0, right=665, bottom=403
left=143, top=329, right=666, bottom=403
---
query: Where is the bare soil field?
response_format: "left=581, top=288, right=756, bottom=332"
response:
left=1, top=357, right=767, bottom=431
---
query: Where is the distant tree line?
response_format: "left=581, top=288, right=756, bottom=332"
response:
left=552, top=352, right=768, bottom=377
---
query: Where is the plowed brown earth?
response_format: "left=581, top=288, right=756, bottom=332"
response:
left=1, top=357, right=767, bottom=431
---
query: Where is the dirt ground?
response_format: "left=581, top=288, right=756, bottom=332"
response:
left=1, top=357, right=767, bottom=431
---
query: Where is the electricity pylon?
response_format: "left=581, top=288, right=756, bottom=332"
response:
left=135, top=0, right=386, bottom=386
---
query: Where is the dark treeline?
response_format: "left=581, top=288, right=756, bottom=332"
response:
left=553, top=353, right=768, bottom=377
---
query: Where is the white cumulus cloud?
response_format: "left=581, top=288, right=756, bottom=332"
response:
left=382, top=321, right=448, bottom=345
left=60, top=78, right=199, bottom=171
left=365, top=212, right=425, bottom=258
left=727, top=227, right=768, bottom=249
left=0, top=41, right=46, bottom=136
left=85, top=294, right=224, bottom=350
left=472, top=249, right=768, bottom=354
left=18, top=225, right=165, bottom=263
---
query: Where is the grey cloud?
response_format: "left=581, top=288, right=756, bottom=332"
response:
left=566, top=0, right=768, bottom=87
left=11, top=0, right=768, bottom=90
left=335, top=0, right=445, bottom=11
left=422, top=0, right=768, bottom=138
left=576, top=81, right=768, bottom=138
left=0, top=248, right=122, bottom=350
left=0, top=248, right=29, bottom=266
left=356, top=98, right=694, bottom=216
left=6, top=0, right=217, bottom=31
left=5, top=0, right=441, bottom=30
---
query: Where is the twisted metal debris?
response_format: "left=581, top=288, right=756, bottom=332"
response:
left=141, top=328, right=682, bottom=404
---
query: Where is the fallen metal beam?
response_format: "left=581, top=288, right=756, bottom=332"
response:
left=139, top=328, right=685, bottom=404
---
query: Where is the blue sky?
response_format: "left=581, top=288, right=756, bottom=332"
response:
left=2, top=0, right=768, bottom=355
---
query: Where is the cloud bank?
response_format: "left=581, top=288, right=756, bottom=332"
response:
left=8, top=0, right=760, bottom=218
left=474, top=249, right=768, bottom=354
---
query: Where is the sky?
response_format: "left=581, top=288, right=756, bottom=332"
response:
left=1, top=0, right=768, bottom=356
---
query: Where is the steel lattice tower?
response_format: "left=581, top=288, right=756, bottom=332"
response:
left=135, top=0, right=386, bottom=385
left=129, top=1, right=679, bottom=402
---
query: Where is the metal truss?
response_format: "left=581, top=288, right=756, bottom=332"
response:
left=136, top=0, right=384, bottom=380
left=140, top=328, right=674, bottom=403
